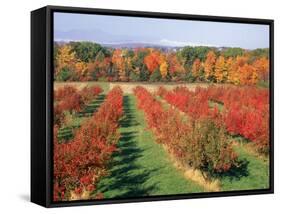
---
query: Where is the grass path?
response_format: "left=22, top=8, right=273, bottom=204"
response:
left=96, top=95, right=203, bottom=199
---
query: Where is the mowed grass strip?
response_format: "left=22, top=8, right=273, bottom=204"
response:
left=96, top=95, right=203, bottom=199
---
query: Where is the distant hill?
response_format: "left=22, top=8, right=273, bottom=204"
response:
left=101, top=42, right=182, bottom=50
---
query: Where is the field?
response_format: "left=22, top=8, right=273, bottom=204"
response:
left=53, top=81, right=269, bottom=201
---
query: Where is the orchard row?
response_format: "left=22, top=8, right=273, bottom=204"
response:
left=158, top=85, right=269, bottom=154
left=135, top=86, right=239, bottom=180
left=54, top=85, right=103, bottom=126
left=53, top=87, right=123, bottom=201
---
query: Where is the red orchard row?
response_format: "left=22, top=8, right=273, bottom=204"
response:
left=159, top=85, right=269, bottom=154
left=134, top=86, right=238, bottom=180
left=53, top=86, right=123, bottom=201
left=54, top=85, right=103, bottom=126
left=207, top=86, right=269, bottom=154
left=158, top=86, right=220, bottom=122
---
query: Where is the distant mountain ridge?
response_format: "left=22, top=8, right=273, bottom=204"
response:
left=55, top=40, right=184, bottom=50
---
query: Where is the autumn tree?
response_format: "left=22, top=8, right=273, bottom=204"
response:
left=204, top=51, right=216, bottom=81
left=253, top=57, right=269, bottom=81
left=130, top=48, right=149, bottom=81
left=159, top=54, right=168, bottom=78
left=166, top=53, right=185, bottom=81
left=75, top=61, right=88, bottom=81
left=226, top=57, right=238, bottom=85
left=56, top=45, right=76, bottom=72
left=238, top=64, right=258, bottom=85
left=191, top=58, right=201, bottom=79
left=55, top=45, right=77, bottom=81
left=214, top=56, right=226, bottom=83
left=235, top=55, right=248, bottom=67
left=226, top=56, right=250, bottom=85
left=144, top=51, right=161, bottom=74
left=112, top=49, right=126, bottom=81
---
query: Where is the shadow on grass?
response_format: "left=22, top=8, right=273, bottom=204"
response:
left=97, top=95, right=158, bottom=198
left=213, top=159, right=250, bottom=182
left=77, top=94, right=106, bottom=117
left=119, top=95, right=140, bottom=128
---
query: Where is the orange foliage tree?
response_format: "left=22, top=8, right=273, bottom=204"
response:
left=112, top=49, right=126, bottom=81
left=167, top=53, right=185, bottom=79
left=253, top=57, right=269, bottom=81
left=75, top=61, right=88, bottom=81
left=238, top=64, right=258, bottom=85
left=204, top=51, right=216, bottom=81
left=214, top=56, right=226, bottom=83
left=159, top=55, right=168, bottom=78
left=191, top=58, right=201, bottom=79
left=144, top=51, right=161, bottom=73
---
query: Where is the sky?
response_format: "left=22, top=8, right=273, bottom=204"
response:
left=54, top=12, right=269, bottom=49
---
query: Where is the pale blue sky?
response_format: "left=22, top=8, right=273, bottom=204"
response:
left=54, top=12, right=269, bottom=49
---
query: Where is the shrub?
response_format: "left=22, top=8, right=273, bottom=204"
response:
left=182, top=118, right=238, bottom=177
left=134, top=86, right=238, bottom=179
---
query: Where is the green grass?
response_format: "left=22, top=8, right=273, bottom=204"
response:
left=219, top=143, right=269, bottom=191
left=96, top=94, right=203, bottom=199
left=257, top=80, right=270, bottom=88
left=208, top=100, right=224, bottom=112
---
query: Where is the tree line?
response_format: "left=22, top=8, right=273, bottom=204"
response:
left=54, top=41, right=269, bottom=85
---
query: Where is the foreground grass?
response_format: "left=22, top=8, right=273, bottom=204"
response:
left=96, top=95, right=203, bottom=198
left=219, top=141, right=269, bottom=191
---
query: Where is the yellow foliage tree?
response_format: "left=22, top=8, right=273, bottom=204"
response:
left=56, top=45, right=76, bottom=74
left=253, top=57, right=269, bottom=81
left=238, top=64, right=258, bottom=85
left=112, top=49, right=126, bottom=81
left=160, top=61, right=168, bottom=78
left=204, top=51, right=216, bottom=80
left=214, top=56, right=226, bottom=82
left=226, top=58, right=237, bottom=85
left=192, top=58, right=201, bottom=78
left=75, top=61, right=88, bottom=80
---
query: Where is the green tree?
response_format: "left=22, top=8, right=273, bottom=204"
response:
left=70, top=42, right=109, bottom=62
left=149, top=69, right=162, bottom=82
left=221, top=47, right=244, bottom=58
left=56, top=67, right=72, bottom=81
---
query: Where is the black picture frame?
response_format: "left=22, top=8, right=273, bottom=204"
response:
left=31, top=5, right=274, bottom=208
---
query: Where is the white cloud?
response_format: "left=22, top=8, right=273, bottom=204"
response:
left=159, top=39, right=218, bottom=47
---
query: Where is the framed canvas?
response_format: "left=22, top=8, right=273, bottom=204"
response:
left=31, top=5, right=274, bottom=207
